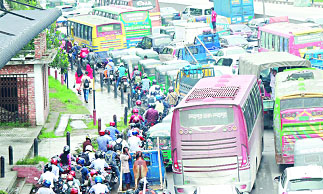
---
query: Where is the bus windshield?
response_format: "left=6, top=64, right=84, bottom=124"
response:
left=294, top=33, right=323, bottom=45
left=121, top=11, right=148, bottom=22
left=179, top=107, right=234, bottom=127
left=287, top=178, right=323, bottom=192
left=281, top=97, right=323, bottom=111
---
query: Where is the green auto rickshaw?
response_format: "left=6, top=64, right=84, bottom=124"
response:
left=155, top=63, right=188, bottom=90
left=165, top=70, right=178, bottom=92
left=146, top=122, right=172, bottom=168
left=136, top=49, right=160, bottom=60
left=139, top=59, right=162, bottom=81
left=107, top=50, right=129, bottom=65
left=121, top=55, right=141, bottom=72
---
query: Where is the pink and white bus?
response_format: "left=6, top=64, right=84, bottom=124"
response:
left=171, top=75, right=264, bottom=194
left=258, top=21, right=323, bottom=57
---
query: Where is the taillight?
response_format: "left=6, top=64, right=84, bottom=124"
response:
left=240, top=184, right=247, bottom=189
left=172, top=148, right=181, bottom=174
left=241, top=144, right=248, bottom=168
left=176, top=188, right=184, bottom=193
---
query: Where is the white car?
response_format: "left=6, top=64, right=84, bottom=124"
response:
left=214, top=47, right=247, bottom=74
left=195, top=185, right=241, bottom=194
left=275, top=165, right=323, bottom=194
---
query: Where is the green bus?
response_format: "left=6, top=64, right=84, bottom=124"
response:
left=93, top=5, right=152, bottom=48
left=273, top=68, right=323, bottom=164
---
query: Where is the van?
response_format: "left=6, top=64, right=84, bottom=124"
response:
left=181, top=3, right=213, bottom=22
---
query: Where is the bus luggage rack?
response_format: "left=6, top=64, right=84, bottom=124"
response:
left=185, top=86, right=240, bottom=102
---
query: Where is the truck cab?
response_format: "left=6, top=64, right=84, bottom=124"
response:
left=194, top=31, right=221, bottom=54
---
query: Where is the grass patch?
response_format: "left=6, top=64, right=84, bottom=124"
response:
left=64, top=119, right=73, bottom=136
left=49, top=76, right=89, bottom=114
left=39, top=131, right=58, bottom=139
left=86, top=120, right=97, bottom=130
left=315, top=0, right=323, bottom=2
left=0, top=122, right=30, bottom=128
left=16, top=156, right=49, bottom=165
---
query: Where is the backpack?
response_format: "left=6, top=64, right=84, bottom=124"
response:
left=75, top=166, right=83, bottom=180
left=114, top=141, right=122, bottom=152
left=81, top=152, right=90, bottom=166
left=105, top=152, right=114, bottom=165
left=84, top=78, right=90, bottom=88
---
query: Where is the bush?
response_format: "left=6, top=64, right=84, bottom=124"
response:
left=16, top=156, right=49, bottom=165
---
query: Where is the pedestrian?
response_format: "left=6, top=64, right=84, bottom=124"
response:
left=75, top=66, right=83, bottom=95
left=211, top=7, right=217, bottom=33
left=270, top=69, right=277, bottom=100
left=81, top=71, right=91, bottom=103
left=120, top=147, right=132, bottom=190
left=65, top=39, right=73, bottom=53
left=86, top=64, right=94, bottom=93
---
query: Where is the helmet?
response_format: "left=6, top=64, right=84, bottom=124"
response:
left=74, top=42, right=78, bottom=46
left=143, top=73, right=148, bottom=78
left=107, top=144, right=113, bottom=150
left=89, top=48, right=93, bottom=52
left=134, top=128, right=140, bottom=134
left=99, top=129, right=105, bottom=136
left=90, top=169, right=98, bottom=176
left=136, top=100, right=142, bottom=106
left=70, top=188, right=78, bottom=194
left=133, top=108, right=139, bottom=114
left=82, top=45, right=87, bottom=48
left=70, top=171, right=76, bottom=177
left=132, top=131, right=139, bottom=136
left=108, top=58, right=113, bottom=62
left=156, top=95, right=162, bottom=101
left=85, top=145, right=93, bottom=152
left=168, top=86, right=174, bottom=93
left=67, top=174, right=74, bottom=181
left=134, top=66, right=138, bottom=70
left=135, top=71, right=141, bottom=76
left=86, top=134, right=91, bottom=140
left=95, top=151, right=102, bottom=159
left=117, top=133, right=123, bottom=139
left=95, top=176, right=103, bottom=184
left=44, top=163, right=52, bottom=172
left=109, top=122, right=116, bottom=127
left=51, top=158, right=58, bottom=166
left=43, top=180, right=51, bottom=188
left=152, top=80, right=157, bottom=85
left=155, top=85, right=160, bottom=91
left=138, top=178, right=150, bottom=191
left=63, top=145, right=70, bottom=153
left=77, top=157, right=85, bottom=165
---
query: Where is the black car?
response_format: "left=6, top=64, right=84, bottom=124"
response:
left=136, top=34, right=172, bottom=54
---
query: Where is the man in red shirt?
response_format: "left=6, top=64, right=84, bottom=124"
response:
left=211, top=7, right=217, bottom=33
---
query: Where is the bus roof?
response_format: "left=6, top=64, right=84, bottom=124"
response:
left=276, top=68, right=323, bottom=98
left=93, top=5, right=148, bottom=14
left=176, top=75, right=256, bottom=109
left=239, top=52, right=311, bottom=78
left=68, top=15, right=122, bottom=26
left=259, top=22, right=323, bottom=36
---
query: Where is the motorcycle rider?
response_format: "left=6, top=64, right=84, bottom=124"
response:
left=87, top=48, right=98, bottom=66
left=59, top=145, right=74, bottom=171
left=89, top=151, right=109, bottom=172
left=75, top=157, right=90, bottom=185
left=104, top=58, right=115, bottom=81
left=141, top=73, right=150, bottom=97
left=144, top=103, right=159, bottom=125
left=165, top=86, right=178, bottom=107
left=105, top=122, right=120, bottom=141
left=135, top=178, right=156, bottom=194
left=113, top=133, right=129, bottom=153
left=50, top=158, right=63, bottom=181
left=71, top=42, right=79, bottom=65
left=97, top=129, right=110, bottom=152
left=134, top=100, right=145, bottom=116
left=81, top=145, right=96, bottom=166
left=155, top=95, right=165, bottom=115
left=62, top=174, right=80, bottom=194
left=89, top=176, right=109, bottom=194
left=69, top=171, right=81, bottom=187
left=148, top=80, right=158, bottom=96
left=116, top=63, right=127, bottom=88
left=128, top=131, right=143, bottom=152
left=36, top=180, right=55, bottom=194
left=104, top=144, right=120, bottom=179
left=82, top=134, right=93, bottom=152
left=38, top=163, right=57, bottom=189
left=129, top=108, right=144, bottom=127
left=130, top=66, right=142, bottom=80
left=80, top=45, right=89, bottom=66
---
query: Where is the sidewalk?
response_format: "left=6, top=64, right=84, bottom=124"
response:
left=0, top=126, right=42, bottom=192
left=49, top=67, right=126, bottom=129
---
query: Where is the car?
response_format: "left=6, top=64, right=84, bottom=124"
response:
left=248, top=18, right=268, bottom=30
left=160, top=7, right=181, bottom=25
left=274, top=165, right=323, bottom=194
left=181, top=3, right=213, bottom=21
left=136, top=34, right=172, bottom=54
left=219, top=35, right=254, bottom=52
left=229, top=24, right=253, bottom=38
left=214, top=47, right=246, bottom=74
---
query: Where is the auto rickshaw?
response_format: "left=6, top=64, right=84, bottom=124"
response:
left=136, top=49, right=160, bottom=60
left=146, top=122, right=172, bottom=168
left=155, top=63, right=188, bottom=92
left=107, top=50, right=129, bottom=65
left=121, top=55, right=141, bottom=73
left=165, top=70, right=178, bottom=92
left=139, top=59, right=162, bottom=81
left=239, top=52, right=311, bottom=128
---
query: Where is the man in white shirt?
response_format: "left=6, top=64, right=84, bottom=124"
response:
left=38, top=164, right=58, bottom=189
left=270, top=69, right=277, bottom=100
left=128, top=131, right=142, bottom=152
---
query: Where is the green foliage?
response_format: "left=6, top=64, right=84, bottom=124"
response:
left=0, top=190, right=8, bottom=194
left=86, top=120, right=98, bottom=130
left=6, top=0, right=40, bottom=10
left=39, top=131, right=58, bottom=139
left=49, top=76, right=89, bottom=114
left=0, top=122, right=30, bottom=128
left=64, top=119, right=73, bottom=136
left=16, top=156, right=49, bottom=165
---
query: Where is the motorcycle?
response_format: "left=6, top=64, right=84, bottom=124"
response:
left=103, top=166, right=118, bottom=190
left=119, top=76, right=128, bottom=93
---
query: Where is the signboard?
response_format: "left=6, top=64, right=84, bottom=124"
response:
left=132, top=0, right=155, bottom=9
left=294, top=33, right=323, bottom=45
left=121, top=11, right=147, bottom=23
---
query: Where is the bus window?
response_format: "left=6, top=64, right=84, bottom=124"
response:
left=284, top=38, right=289, bottom=52
left=84, top=25, right=88, bottom=40
left=280, top=36, right=283, bottom=51
left=76, top=23, right=80, bottom=37
left=88, top=27, right=92, bottom=40
left=268, top=34, right=272, bottom=50
left=274, top=35, right=279, bottom=51
left=80, top=24, right=84, bottom=39
left=261, top=31, right=265, bottom=48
